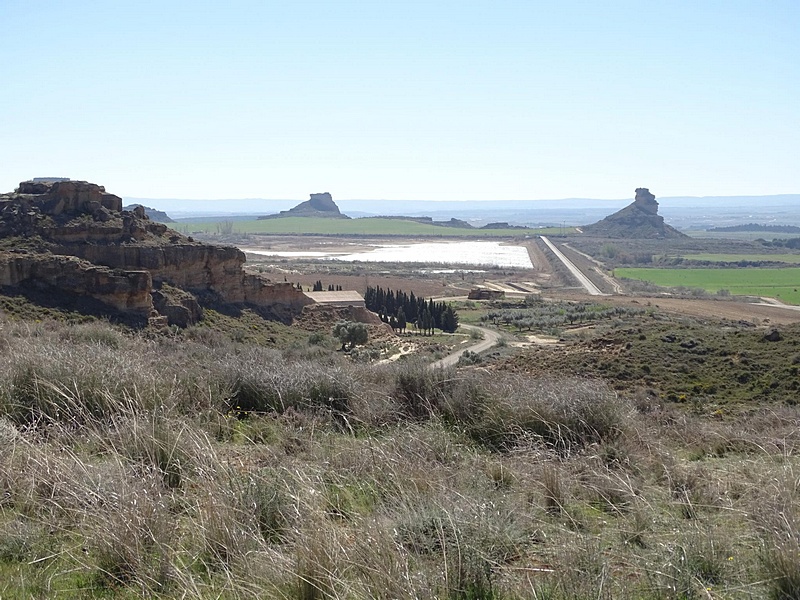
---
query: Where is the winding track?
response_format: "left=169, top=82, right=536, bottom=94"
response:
left=430, top=324, right=502, bottom=369
left=539, top=236, right=607, bottom=296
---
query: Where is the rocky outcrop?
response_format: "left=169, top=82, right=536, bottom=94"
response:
left=13, top=180, right=122, bottom=213
left=0, top=252, right=153, bottom=315
left=631, top=188, right=659, bottom=215
left=260, top=192, right=350, bottom=219
left=482, top=222, right=530, bottom=230
left=122, top=204, right=175, bottom=223
left=152, top=284, right=202, bottom=328
left=581, top=188, right=687, bottom=239
left=0, top=180, right=312, bottom=325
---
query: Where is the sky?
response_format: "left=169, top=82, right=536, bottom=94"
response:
left=1, top=1, right=797, bottom=202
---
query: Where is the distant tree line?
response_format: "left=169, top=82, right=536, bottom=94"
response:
left=708, top=223, right=800, bottom=233
left=760, top=238, right=800, bottom=249
left=364, top=285, right=459, bottom=334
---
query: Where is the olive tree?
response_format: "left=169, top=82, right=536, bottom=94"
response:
left=332, top=320, right=368, bottom=351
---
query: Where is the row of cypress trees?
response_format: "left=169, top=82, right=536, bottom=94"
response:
left=364, top=285, right=459, bottom=334
left=312, top=280, right=343, bottom=292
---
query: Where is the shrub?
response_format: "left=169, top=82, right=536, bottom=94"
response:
left=391, top=362, right=485, bottom=423
left=456, top=350, right=482, bottom=367
left=224, top=352, right=358, bottom=417
left=470, top=376, right=631, bottom=453
left=307, top=332, right=328, bottom=346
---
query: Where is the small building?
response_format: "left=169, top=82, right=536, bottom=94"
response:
left=467, top=287, right=505, bottom=300
left=304, top=290, right=366, bottom=308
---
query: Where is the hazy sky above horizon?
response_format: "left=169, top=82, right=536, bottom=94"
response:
left=1, top=1, right=797, bottom=202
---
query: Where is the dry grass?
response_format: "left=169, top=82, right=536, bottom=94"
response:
left=0, top=314, right=799, bottom=598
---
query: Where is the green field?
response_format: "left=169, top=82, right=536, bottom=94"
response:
left=683, top=230, right=794, bottom=241
left=179, top=216, right=569, bottom=237
left=680, top=253, right=800, bottom=264
left=616, top=266, right=800, bottom=304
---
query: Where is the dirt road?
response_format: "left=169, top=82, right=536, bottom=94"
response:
left=430, top=324, right=502, bottom=369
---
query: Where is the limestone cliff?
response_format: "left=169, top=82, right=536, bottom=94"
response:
left=581, top=188, right=687, bottom=239
left=0, top=180, right=311, bottom=325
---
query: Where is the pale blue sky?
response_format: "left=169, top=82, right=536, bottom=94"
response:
left=1, top=1, right=797, bottom=201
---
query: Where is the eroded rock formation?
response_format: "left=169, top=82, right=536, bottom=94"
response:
left=0, top=253, right=153, bottom=314
left=581, top=188, right=686, bottom=239
left=260, top=192, right=350, bottom=219
left=0, top=180, right=311, bottom=325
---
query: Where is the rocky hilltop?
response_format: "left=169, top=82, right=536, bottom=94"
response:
left=0, top=180, right=311, bottom=326
left=259, top=192, right=349, bottom=219
left=581, top=188, right=687, bottom=239
left=122, top=204, right=175, bottom=223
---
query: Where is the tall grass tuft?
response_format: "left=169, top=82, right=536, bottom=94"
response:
left=223, top=350, right=360, bottom=418
left=391, top=361, right=485, bottom=423
left=469, top=376, right=632, bottom=454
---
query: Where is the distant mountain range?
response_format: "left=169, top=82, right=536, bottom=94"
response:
left=124, top=194, right=800, bottom=230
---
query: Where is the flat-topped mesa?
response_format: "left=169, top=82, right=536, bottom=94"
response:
left=260, top=191, right=350, bottom=219
left=0, top=179, right=172, bottom=242
left=307, top=192, right=339, bottom=213
left=15, top=179, right=122, bottom=214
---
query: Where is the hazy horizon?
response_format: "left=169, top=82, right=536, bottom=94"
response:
left=2, top=2, right=797, bottom=201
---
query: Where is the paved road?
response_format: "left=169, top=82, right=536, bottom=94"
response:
left=539, top=236, right=606, bottom=296
left=562, top=243, right=623, bottom=294
left=430, top=324, right=502, bottom=369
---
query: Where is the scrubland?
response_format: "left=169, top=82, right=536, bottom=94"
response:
left=1, top=309, right=800, bottom=599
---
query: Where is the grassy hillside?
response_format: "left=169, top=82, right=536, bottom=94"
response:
left=1, top=303, right=800, bottom=598
left=179, top=216, right=568, bottom=237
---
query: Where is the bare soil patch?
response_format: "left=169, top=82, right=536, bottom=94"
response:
left=599, top=294, right=800, bottom=325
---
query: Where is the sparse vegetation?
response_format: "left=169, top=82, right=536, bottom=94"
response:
left=1, top=253, right=800, bottom=597
left=481, top=300, right=645, bottom=333
left=0, top=307, right=797, bottom=598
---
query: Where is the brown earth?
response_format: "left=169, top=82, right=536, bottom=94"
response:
left=240, top=233, right=800, bottom=327
left=601, top=295, right=800, bottom=325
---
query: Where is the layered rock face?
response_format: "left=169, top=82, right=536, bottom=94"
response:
left=0, top=180, right=311, bottom=325
left=0, top=253, right=152, bottom=314
left=582, top=188, right=687, bottom=239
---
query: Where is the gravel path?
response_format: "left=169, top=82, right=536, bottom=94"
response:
left=430, top=324, right=502, bottom=369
